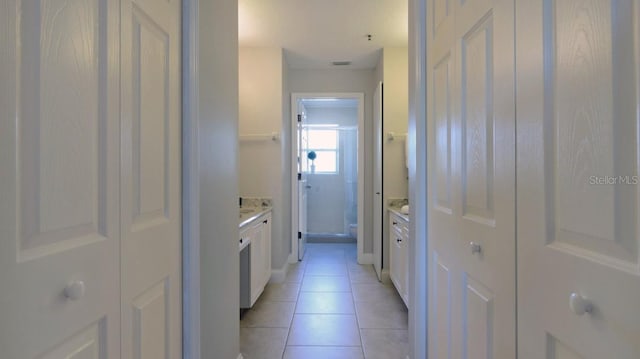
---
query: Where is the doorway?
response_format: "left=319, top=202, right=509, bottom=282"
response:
left=291, top=93, right=365, bottom=263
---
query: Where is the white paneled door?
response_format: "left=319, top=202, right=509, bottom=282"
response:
left=516, top=1, right=640, bottom=358
left=427, top=0, right=516, bottom=358
left=0, top=0, right=181, bottom=356
left=0, top=0, right=121, bottom=357
left=120, top=0, right=181, bottom=356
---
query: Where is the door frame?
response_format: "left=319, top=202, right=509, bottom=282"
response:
left=182, top=0, right=200, bottom=357
left=181, top=2, right=429, bottom=358
left=408, top=0, right=429, bottom=358
left=290, top=93, right=366, bottom=264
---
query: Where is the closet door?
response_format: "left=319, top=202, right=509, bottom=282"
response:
left=120, top=0, right=181, bottom=356
left=427, top=0, right=516, bottom=357
left=0, top=0, right=121, bottom=357
left=516, top=1, right=640, bottom=358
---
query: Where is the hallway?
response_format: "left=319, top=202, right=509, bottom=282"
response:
left=240, top=243, right=409, bottom=359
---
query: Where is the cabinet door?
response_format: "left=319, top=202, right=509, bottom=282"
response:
left=401, top=234, right=409, bottom=305
left=389, top=217, right=404, bottom=295
left=249, top=221, right=265, bottom=305
left=261, top=215, right=272, bottom=288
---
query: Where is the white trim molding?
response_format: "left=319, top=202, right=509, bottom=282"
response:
left=408, top=0, right=428, bottom=358
left=359, top=253, right=374, bottom=265
left=270, top=259, right=290, bottom=283
left=290, top=93, right=366, bottom=265
left=182, top=0, right=200, bottom=357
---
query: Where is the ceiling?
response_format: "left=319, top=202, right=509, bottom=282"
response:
left=238, top=0, right=408, bottom=69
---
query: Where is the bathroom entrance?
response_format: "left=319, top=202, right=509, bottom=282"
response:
left=291, top=93, right=365, bottom=263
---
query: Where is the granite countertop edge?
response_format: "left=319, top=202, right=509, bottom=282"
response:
left=239, top=206, right=273, bottom=228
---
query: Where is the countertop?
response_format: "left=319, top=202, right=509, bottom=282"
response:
left=239, top=206, right=272, bottom=228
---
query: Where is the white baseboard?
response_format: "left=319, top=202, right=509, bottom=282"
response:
left=237, top=354, right=244, bottom=359
left=358, top=252, right=374, bottom=265
left=288, top=252, right=297, bottom=264
left=269, top=260, right=290, bottom=283
left=381, top=269, right=391, bottom=284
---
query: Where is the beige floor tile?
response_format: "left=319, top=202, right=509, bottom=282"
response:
left=287, top=314, right=361, bottom=346
left=355, top=300, right=408, bottom=329
left=351, top=282, right=403, bottom=303
left=360, top=329, right=409, bottom=359
left=283, top=346, right=364, bottom=359
left=295, top=292, right=355, bottom=314
left=305, top=262, right=349, bottom=276
left=240, top=327, right=288, bottom=359
left=348, top=265, right=379, bottom=284
left=301, top=275, right=351, bottom=292
left=261, top=282, right=300, bottom=302
left=285, top=265, right=306, bottom=283
left=306, top=256, right=346, bottom=266
left=240, top=300, right=295, bottom=328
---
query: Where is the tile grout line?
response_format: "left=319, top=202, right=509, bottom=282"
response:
left=281, top=258, right=308, bottom=359
left=346, top=250, right=367, bottom=359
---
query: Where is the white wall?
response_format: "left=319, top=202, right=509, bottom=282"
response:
left=290, top=69, right=377, bottom=253
left=375, top=47, right=409, bottom=270
left=239, top=47, right=291, bottom=270
left=305, top=106, right=358, bottom=235
left=197, top=0, right=240, bottom=357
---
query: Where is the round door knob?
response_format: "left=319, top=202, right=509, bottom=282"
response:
left=64, top=281, right=85, bottom=301
left=470, top=242, right=482, bottom=254
left=569, top=292, right=592, bottom=316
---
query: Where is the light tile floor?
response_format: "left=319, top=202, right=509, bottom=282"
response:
left=240, top=243, right=409, bottom=359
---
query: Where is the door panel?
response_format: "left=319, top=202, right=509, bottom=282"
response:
left=433, top=253, right=452, bottom=359
left=120, top=0, right=181, bottom=355
left=433, top=54, right=453, bottom=214
left=428, top=0, right=515, bottom=357
left=517, top=1, right=640, bottom=358
left=462, top=275, right=493, bottom=359
left=132, top=280, right=169, bottom=359
left=0, top=0, right=120, bottom=357
left=460, top=13, right=495, bottom=225
left=40, top=322, right=106, bottom=359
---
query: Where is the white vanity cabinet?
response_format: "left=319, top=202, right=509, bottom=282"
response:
left=240, top=211, right=272, bottom=308
left=389, top=211, right=409, bottom=307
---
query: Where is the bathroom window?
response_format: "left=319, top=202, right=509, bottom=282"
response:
left=303, top=128, right=338, bottom=173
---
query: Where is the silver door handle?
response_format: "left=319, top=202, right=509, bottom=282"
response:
left=64, top=280, right=85, bottom=300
